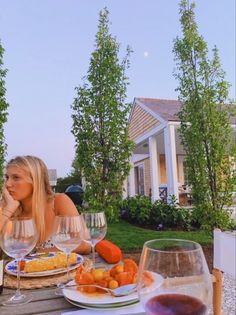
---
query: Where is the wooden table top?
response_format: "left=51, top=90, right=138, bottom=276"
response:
left=0, top=253, right=108, bottom=315
left=0, top=287, right=78, bottom=315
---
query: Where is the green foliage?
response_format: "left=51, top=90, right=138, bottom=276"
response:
left=121, top=195, right=191, bottom=230
left=87, top=196, right=121, bottom=222
left=56, top=159, right=82, bottom=192
left=0, top=41, right=8, bottom=188
left=56, top=173, right=81, bottom=193
left=151, top=196, right=191, bottom=230
left=71, top=8, right=134, bottom=221
left=191, top=205, right=235, bottom=231
left=121, top=195, right=152, bottom=225
left=173, top=0, right=236, bottom=229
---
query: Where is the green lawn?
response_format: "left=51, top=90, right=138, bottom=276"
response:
left=106, top=220, right=212, bottom=251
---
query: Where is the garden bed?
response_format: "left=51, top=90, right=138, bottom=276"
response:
left=123, top=244, right=213, bottom=271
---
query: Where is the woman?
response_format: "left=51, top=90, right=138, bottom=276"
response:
left=0, top=155, right=91, bottom=254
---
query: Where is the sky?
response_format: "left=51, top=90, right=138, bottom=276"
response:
left=0, top=0, right=235, bottom=177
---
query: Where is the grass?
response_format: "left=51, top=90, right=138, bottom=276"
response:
left=106, top=220, right=212, bottom=251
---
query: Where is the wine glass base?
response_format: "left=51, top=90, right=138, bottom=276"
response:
left=2, top=293, right=32, bottom=306
left=55, top=283, right=65, bottom=296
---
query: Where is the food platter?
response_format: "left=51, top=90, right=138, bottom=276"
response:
left=63, top=272, right=163, bottom=310
left=63, top=280, right=139, bottom=305
left=5, top=253, right=83, bottom=278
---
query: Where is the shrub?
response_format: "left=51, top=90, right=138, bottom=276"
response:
left=83, top=196, right=120, bottom=223
left=150, top=196, right=191, bottom=230
left=120, top=195, right=191, bottom=229
left=120, top=195, right=152, bottom=225
left=191, top=205, right=235, bottom=231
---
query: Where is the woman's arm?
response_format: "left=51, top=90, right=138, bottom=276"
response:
left=54, top=193, right=91, bottom=255
left=0, top=188, right=20, bottom=232
left=0, top=211, right=9, bottom=232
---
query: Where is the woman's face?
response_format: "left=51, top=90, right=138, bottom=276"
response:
left=5, top=166, right=33, bottom=201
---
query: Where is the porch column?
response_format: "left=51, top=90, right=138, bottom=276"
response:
left=122, top=178, right=128, bottom=199
left=81, top=173, right=86, bottom=190
left=164, top=124, right=179, bottom=202
left=129, top=156, right=136, bottom=196
left=149, top=136, right=160, bottom=202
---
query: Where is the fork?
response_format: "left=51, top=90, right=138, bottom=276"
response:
left=64, top=283, right=138, bottom=297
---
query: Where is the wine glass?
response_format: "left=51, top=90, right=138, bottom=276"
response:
left=51, top=215, right=84, bottom=295
left=82, top=211, right=107, bottom=266
left=138, top=239, right=212, bottom=315
left=0, top=217, right=38, bottom=306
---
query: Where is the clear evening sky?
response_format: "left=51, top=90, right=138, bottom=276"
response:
left=0, top=0, right=235, bottom=177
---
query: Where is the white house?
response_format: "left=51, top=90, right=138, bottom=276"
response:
left=48, top=169, right=57, bottom=187
left=125, top=97, right=236, bottom=206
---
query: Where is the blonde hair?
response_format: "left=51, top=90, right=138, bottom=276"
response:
left=7, top=155, right=54, bottom=243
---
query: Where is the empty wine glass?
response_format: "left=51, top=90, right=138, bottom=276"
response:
left=138, top=239, right=212, bottom=315
left=0, top=217, right=38, bottom=306
left=82, top=211, right=107, bottom=266
left=51, top=215, right=84, bottom=295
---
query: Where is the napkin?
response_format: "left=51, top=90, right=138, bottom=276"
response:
left=61, top=301, right=145, bottom=315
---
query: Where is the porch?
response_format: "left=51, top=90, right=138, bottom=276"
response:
left=127, top=122, right=189, bottom=205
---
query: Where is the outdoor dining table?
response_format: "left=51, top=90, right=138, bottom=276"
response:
left=0, top=286, right=78, bottom=315
left=0, top=253, right=107, bottom=315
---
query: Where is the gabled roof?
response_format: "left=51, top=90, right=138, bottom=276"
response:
left=135, top=97, right=181, bottom=122
left=135, top=97, right=236, bottom=125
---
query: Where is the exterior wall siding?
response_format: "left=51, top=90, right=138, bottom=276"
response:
left=129, top=104, right=160, bottom=141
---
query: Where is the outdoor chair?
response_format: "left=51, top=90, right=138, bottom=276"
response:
left=212, top=228, right=236, bottom=315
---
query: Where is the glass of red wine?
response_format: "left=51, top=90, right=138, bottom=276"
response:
left=138, top=239, right=212, bottom=315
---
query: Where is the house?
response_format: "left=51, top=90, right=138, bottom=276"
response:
left=125, top=97, right=236, bottom=206
left=48, top=169, right=57, bottom=188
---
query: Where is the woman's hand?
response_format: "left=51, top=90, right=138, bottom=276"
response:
left=0, top=187, right=20, bottom=218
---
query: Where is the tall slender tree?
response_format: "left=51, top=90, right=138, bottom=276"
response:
left=173, top=0, right=236, bottom=229
left=71, top=8, right=134, bottom=220
left=0, top=40, right=8, bottom=187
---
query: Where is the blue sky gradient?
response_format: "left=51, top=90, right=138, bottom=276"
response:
left=0, top=0, right=235, bottom=177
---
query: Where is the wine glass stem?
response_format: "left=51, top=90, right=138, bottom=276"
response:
left=92, top=244, right=96, bottom=267
left=16, top=259, right=21, bottom=297
left=66, top=252, right=70, bottom=282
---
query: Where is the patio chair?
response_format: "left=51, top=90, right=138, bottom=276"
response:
left=212, top=228, right=236, bottom=315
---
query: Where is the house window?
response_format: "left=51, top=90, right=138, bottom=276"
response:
left=134, top=164, right=145, bottom=195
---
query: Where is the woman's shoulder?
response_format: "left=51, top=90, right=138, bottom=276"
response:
left=54, top=192, right=73, bottom=208
left=54, top=192, right=68, bottom=202
left=54, top=193, right=79, bottom=216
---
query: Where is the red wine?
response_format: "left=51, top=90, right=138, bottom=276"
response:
left=145, top=293, right=207, bottom=315
left=0, top=249, right=3, bottom=294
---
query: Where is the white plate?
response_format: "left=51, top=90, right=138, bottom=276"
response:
left=64, top=283, right=138, bottom=305
left=64, top=296, right=139, bottom=310
left=63, top=272, right=163, bottom=306
left=5, top=253, right=83, bottom=278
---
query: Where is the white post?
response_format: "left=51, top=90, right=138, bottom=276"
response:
left=122, top=178, right=128, bottom=199
left=164, top=124, right=179, bottom=203
left=81, top=174, right=86, bottom=190
left=149, top=136, right=160, bottom=202
left=129, top=156, right=136, bottom=196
